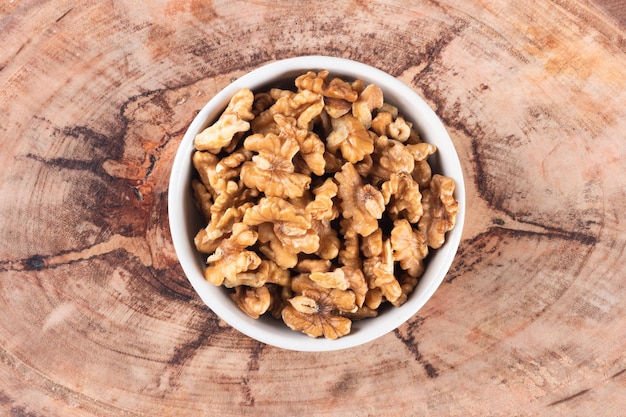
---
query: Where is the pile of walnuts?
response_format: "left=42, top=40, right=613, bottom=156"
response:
left=191, top=70, right=458, bottom=339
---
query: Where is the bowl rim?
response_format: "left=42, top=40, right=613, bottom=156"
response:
left=168, top=55, right=465, bottom=352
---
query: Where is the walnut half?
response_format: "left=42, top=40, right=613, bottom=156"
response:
left=281, top=275, right=356, bottom=339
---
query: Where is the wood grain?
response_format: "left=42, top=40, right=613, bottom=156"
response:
left=593, top=0, right=626, bottom=27
left=1, top=1, right=625, bottom=416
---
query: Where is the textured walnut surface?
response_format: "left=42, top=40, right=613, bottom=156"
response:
left=1, top=1, right=625, bottom=416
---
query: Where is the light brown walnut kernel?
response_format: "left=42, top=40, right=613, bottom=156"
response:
left=391, top=219, right=428, bottom=278
left=257, top=223, right=298, bottom=269
left=241, top=131, right=311, bottom=198
left=201, top=150, right=258, bottom=208
left=371, top=139, right=416, bottom=183
left=340, top=266, right=368, bottom=308
left=243, top=196, right=311, bottom=238
left=281, top=89, right=323, bottom=125
left=295, top=259, right=332, bottom=273
left=209, top=180, right=244, bottom=218
left=312, top=218, right=341, bottom=260
left=336, top=162, right=385, bottom=237
left=282, top=300, right=352, bottom=339
left=269, top=88, right=294, bottom=101
left=288, top=295, right=319, bottom=314
left=413, top=159, right=433, bottom=189
left=371, top=109, right=413, bottom=142
left=204, top=223, right=261, bottom=286
left=224, top=259, right=291, bottom=289
left=363, top=239, right=402, bottom=303
left=191, top=179, right=212, bottom=221
left=387, top=116, right=412, bottom=142
left=361, top=228, right=383, bottom=258
left=259, top=241, right=305, bottom=271
left=216, top=147, right=252, bottom=173
left=341, top=305, right=379, bottom=320
left=364, top=287, right=383, bottom=310
left=244, top=197, right=319, bottom=255
left=231, top=285, right=271, bottom=319
left=373, top=133, right=390, bottom=151
left=310, top=269, right=350, bottom=290
left=296, top=71, right=359, bottom=103
left=306, top=178, right=339, bottom=221
left=419, top=174, right=459, bottom=249
left=370, top=111, right=393, bottom=137
left=192, top=151, right=219, bottom=195
left=194, top=228, right=221, bottom=255
left=282, top=275, right=356, bottom=339
left=406, top=143, right=437, bottom=161
left=381, top=172, right=423, bottom=223
left=195, top=88, right=255, bottom=153
left=274, top=114, right=326, bottom=176
left=326, top=114, right=374, bottom=164
left=324, top=77, right=359, bottom=102
left=295, top=70, right=328, bottom=95
left=252, top=89, right=324, bottom=134
left=297, top=98, right=325, bottom=130
left=260, top=260, right=292, bottom=286
left=352, top=83, right=384, bottom=129
left=252, top=92, right=274, bottom=116
left=351, top=79, right=365, bottom=94
left=324, top=97, right=352, bottom=118
left=405, top=144, right=436, bottom=188
left=300, top=132, right=327, bottom=175
left=197, top=202, right=253, bottom=252
left=338, top=228, right=362, bottom=270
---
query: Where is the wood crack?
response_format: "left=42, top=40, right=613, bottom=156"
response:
left=55, top=7, right=74, bottom=23
left=393, top=327, right=439, bottom=378
left=240, top=342, right=266, bottom=407
left=548, top=388, right=590, bottom=406
left=0, top=234, right=152, bottom=272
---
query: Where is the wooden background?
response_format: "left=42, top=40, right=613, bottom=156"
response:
left=1, top=1, right=625, bottom=416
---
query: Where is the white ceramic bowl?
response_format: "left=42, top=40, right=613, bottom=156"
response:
left=168, top=56, right=465, bottom=352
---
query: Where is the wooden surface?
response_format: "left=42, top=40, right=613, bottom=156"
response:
left=1, top=1, right=625, bottom=416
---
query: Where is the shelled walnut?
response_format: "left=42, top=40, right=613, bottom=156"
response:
left=191, top=71, right=459, bottom=339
